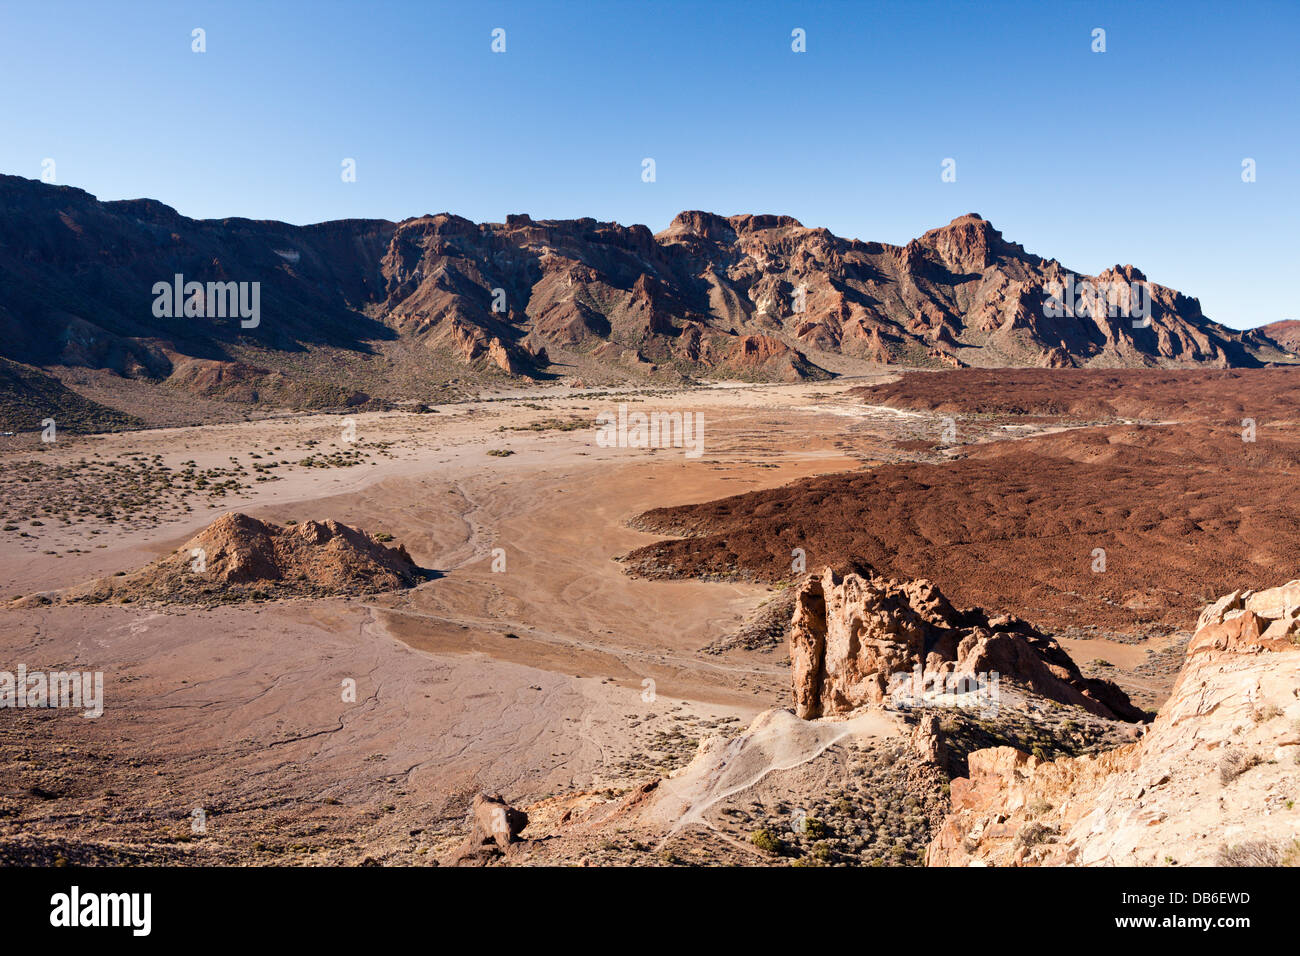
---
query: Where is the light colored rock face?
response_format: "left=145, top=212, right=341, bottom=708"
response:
left=788, top=568, right=1141, bottom=721
left=1195, top=583, right=1300, bottom=633
left=927, top=581, right=1300, bottom=867
left=788, top=569, right=927, bottom=719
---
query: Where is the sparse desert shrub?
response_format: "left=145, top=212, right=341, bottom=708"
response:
left=750, top=828, right=782, bottom=855
left=1253, top=704, right=1284, bottom=723
left=1219, top=749, right=1263, bottom=785
left=1027, top=798, right=1052, bottom=818
left=802, top=817, right=829, bottom=839
left=1217, top=839, right=1300, bottom=867
left=1016, top=821, right=1055, bottom=848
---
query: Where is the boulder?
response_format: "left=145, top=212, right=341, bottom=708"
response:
left=445, top=793, right=529, bottom=866
left=910, top=713, right=948, bottom=767
left=470, top=792, right=528, bottom=849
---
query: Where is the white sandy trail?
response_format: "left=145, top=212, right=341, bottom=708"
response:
left=647, top=708, right=897, bottom=841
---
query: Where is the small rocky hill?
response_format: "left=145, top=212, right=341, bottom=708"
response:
left=1248, top=319, right=1300, bottom=355
left=50, top=512, right=422, bottom=605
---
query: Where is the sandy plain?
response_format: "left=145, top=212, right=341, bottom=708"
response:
left=1, top=371, right=1234, bottom=863
left=0, top=376, right=917, bottom=862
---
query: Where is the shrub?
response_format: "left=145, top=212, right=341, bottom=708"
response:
left=1217, top=839, right=1300, bottom=867
left=1218, top=749, right=1263, bottom=785
left=750, top=829, right=782, bottom=855
left=1016, top=821, right=1055, bottom=847
left=802, top=817, right=829, bottom=839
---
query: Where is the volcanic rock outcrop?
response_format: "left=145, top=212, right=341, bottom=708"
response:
left=927, top=580, right=1300, bottom=866
left=55, top=512, right=422, bottom=605
left=788, top=567, right=1143, bottom=722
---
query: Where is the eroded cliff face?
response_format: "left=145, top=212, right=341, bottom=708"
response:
left=788, top=567, right=1142, bottom=722
left=0, top=173, right=1285, bottom=413
left=927, top=581, right=1300, bottom=867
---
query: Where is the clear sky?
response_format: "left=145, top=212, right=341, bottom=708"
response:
left=2, top=0, right=1296, bottom=329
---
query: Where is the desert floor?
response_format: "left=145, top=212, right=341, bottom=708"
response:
left=0, top=376, right=1184, bottom=863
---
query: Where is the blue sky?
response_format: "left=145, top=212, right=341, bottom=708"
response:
left=2, top=0, right=1296, bottom=329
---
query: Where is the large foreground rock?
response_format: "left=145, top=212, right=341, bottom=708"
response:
left=788, top=567, right=1142, bottom=721
left=444, top=793, right=529, bottom=866
left=927, top=580, right=1300, bottom=866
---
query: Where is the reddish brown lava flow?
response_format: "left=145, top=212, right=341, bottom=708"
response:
left=625, top=368, right=1300, bottom=635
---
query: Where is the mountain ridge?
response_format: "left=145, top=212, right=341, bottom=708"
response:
left=1, top=174, right=1294, bottom=426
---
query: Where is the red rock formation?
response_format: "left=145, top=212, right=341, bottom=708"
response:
left=788, top=567, right=1142, bottom=722
left=444, top=793, right=530, bottom=866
